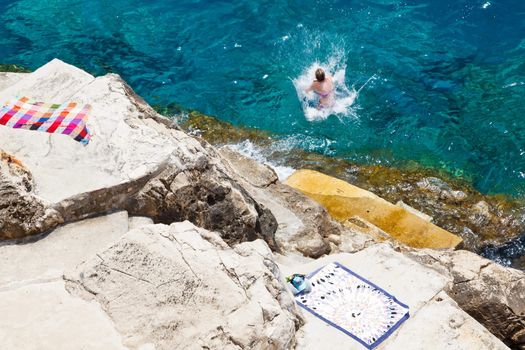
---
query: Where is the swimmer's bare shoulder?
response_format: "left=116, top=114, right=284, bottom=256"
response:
left=306, top=80, right=320, bottom=93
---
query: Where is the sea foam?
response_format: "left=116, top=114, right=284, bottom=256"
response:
left=228, top=140, right=295, bottom=181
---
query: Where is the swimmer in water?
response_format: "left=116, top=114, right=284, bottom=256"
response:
left=305, top=68, right=334, bottom=109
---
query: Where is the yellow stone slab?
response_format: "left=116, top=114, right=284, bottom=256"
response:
left=285, top=169, right=462, bottom=249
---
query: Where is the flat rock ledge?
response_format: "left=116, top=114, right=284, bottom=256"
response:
left=277, top=244, right=509, bottom=350
left=0, top=217, right=302, bottom=350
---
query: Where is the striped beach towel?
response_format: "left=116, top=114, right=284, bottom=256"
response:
left=0, top=97, right=92, bottom=145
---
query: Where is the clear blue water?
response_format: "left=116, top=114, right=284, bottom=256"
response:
left=1, top=0, right=524, bottom=195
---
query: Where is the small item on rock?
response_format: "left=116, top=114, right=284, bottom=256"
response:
left=0, top=96, right=92, bottom=145
left=287, top=273, right=312, bottom=295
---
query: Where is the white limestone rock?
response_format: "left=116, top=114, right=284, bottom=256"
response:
left=218, top=146, right=372, bottom=258
left=383, top=292, right=508, bottom=350
left=0, top=280, right=126, bottom=350
left=65, top=221, right=302, bottom=350
left=407, top=248, right=525, bottom=348
left=0, top=211, right=129, bottom=288
left=0, top=68, right=173, bottom=204
left=0, top=58, right=94, bottom=102
left=128, top=216, right=154, bottom=230
left=0, top=212, right=130, bottom=350
left=0, top=72, right=28, bottom=91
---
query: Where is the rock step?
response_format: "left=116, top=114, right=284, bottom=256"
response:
left=285, top=169, right=463, bottom=249
left=277, top=244, right=508, bottom=349
left=0, top=211, right=129, bottom=288
left=0, top=221, right=301, bottom=349
left=63, top=221, right=300, bottom=349
left=0, top=279, right=126, bottom=350
left=0, top=212, right=130, bottom=349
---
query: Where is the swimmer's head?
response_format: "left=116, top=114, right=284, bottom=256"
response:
left=315, top=68, right=325, bottom=82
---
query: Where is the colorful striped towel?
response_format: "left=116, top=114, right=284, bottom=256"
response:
left=0, top=96, right=92, bottom=145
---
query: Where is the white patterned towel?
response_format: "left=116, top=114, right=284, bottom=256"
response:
left=295, top=262, right=409, bottom=349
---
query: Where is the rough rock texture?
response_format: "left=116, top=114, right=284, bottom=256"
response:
left=0, top=59, right=277, bottom=248
left=218, top=146, right=372, bottom=258
left=0, top=150, right=62, bottom=239
left=65, top=221, right=302, bottom=350
left=285, top=169, right=463, bottom=249
left=126, top=162, right=278, bottom=250
left=0, top=216, right=302, bottom=349
left=407, top=249, right=525, bottom=349
left=179, top=110, right=525, bottom=253
left=412, top=177, right=523, bottom=248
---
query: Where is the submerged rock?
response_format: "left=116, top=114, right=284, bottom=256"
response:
left=0, top=63, right=31, bottom=73
left=285, top=169, right=463, bottom=249
left=480, top=233, right=525, bottom=270
left=180, top=110, right=272, bottom=146
left=416, top=177, right=468, bottom=202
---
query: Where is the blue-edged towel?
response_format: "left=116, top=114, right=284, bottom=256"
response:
left=295, top=262, right=409, bottom=349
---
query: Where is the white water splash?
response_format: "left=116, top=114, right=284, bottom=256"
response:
left=227, top=140, right=295, bottom=181
left=292, top=55, right=375, bottom=122
left=504, top=81, right=524, bottom=88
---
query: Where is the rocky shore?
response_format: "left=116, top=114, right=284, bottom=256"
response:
left=177, top=110, right=525, bottom=258
left=0, top=60, right=524, bottom=349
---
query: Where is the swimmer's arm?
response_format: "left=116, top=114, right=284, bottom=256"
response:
left=305, top=82, right=316, bottom=93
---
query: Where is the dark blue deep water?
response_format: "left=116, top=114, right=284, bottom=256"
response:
left=1, top=0, right=524, bottom=195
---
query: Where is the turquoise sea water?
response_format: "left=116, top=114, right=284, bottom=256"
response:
left=0, top=0, right=524, bottom=196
